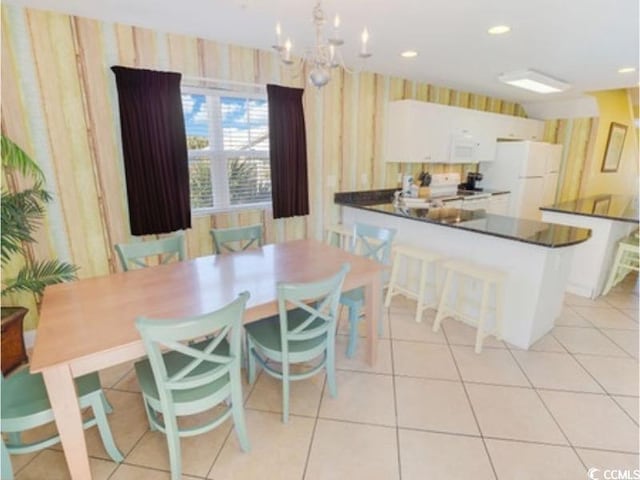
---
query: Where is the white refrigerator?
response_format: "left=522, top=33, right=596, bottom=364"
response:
left=480, top=141, right=563, bottom=221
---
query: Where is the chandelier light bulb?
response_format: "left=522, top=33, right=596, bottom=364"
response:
left=273, top=22, right=284, bottom=50
left=283, top=38, right=293, bottom=63
left=272, top=1, right=372, bottom=89
left=360, top=28, right=371, bottom=57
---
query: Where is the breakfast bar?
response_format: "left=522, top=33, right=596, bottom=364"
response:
left=336, top=189, right=591, bottom=349
left=540, top=194, right=639, bottom=298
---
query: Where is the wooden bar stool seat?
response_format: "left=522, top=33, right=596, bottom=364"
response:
left=432, top=259, right=506, bottom=353
left=384, top=244, right=443, bottom=323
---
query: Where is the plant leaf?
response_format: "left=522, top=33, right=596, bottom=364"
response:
left=1, top=186, right=50, bottom=264
left=1, top=135, right=45, bottom=182
left=1, top=260, right=79, bottom=297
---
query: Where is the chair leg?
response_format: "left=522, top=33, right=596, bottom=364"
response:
left=281, top=365, right=290, bottom=423
left=384, top=254, right=401, bottom=308
left=91, top=392, right=124, bottom=463
left=7, top=433, right=20, bottom=446
left=101, top=393, right=114, bottom=414
left=433, top=270, right=453, bottom=333
left=475, top=282, right=490, bottom=354
left=247, top=336, right=257, bottom=385
left=326, top=345, right=337, bottom=398
left=1, top=438, right=14, bottom=480
left=230, top=369, right=250, bottom=452
left=345, top=304, right=360, bottom=358
left=164, top=417, right=182, bottom=480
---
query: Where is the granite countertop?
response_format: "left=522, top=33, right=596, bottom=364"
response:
left=335, top=190, right=591, bottom=248
left=540, top=194, right=639, bottom=224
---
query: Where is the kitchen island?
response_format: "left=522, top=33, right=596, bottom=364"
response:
left=335, top=189, right=591, bottom=349
left=541, top=194, right=639, bottom=298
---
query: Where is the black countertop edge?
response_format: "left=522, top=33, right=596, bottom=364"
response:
left=540, top=195, right=639, bottom=224
left=334, top=188, right=510, bottom=205
left=338, top=202, right=591, bottom=249
left=334, top=189, right=397, bottom=206
left=540, top=206, right=639, bottom=224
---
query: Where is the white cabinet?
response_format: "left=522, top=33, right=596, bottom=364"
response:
left=487, top=193, right=510, bottom=215
left=384, top=100, right=449, bottom=163
left=462, top=196, right=490, bottom=211
left=384, top=100, right=544, bottom=164
left=496, top=116, right=544, bottom=141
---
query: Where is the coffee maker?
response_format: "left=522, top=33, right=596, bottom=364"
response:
left=459, top=172, right=484, bottom=191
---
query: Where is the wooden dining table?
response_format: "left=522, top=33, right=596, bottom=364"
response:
left=30, top=239, right=384, bottom=479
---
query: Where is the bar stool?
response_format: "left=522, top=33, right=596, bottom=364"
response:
left=384, top=244, right=443, bottom=323
left=602, top=234, right=639, bottom=296
left=432, top=259, right=506, bottom=353
left=325, top=224, right=352, bottom=250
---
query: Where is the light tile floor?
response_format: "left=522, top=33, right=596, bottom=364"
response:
left=10, top=275, right=640, bottom=479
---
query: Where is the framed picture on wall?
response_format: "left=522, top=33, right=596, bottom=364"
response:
left=601, top=122, right=627, bottom=172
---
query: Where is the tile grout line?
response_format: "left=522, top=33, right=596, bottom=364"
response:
left=205, top=366, right=264, bottom=478
left=387, top=305, right=405, bottom=480
left=504, top=342, right=590, bottom=471
left=300, top=362, right=327, bottom=480
left=438, top=318, right=500, bottom=480
left=549, top=332, right=640, bottom=427
left=565, top=301, right=637, bottom=360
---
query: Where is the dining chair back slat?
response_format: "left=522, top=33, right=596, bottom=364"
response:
left=342, top=223, right=396, bottom=357
left=134, top=292, right=250, bottom=480
left=245, top=263, right=350, bottom=422
left=115, top=231, right=186, bottom=271
left=1, top=369, right=123, bottom=480
left=211, top=224, right=263, bottom=254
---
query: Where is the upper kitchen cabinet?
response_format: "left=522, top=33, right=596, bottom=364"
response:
left=383, top=100, right=544, bottom=164
left=384, top=100, right=450, bottom=163
left=495, top=115, right=544, bottom=142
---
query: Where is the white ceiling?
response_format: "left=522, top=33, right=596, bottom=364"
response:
left=6, top=0, right=639, bottom=104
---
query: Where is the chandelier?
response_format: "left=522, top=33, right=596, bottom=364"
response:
left=272, top=1, right=371, bottom=88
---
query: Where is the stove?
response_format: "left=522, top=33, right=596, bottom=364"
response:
left=429, top=173, right=460, bottom=199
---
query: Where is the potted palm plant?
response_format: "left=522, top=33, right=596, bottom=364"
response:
left=1, top=135, right=78, bottom=374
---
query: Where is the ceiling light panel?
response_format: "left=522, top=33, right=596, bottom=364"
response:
left=401, top=50, right=418, bottom=58
left=498, top=70, right=571, bottom=94
left=488, top=25, right=511, bottom=35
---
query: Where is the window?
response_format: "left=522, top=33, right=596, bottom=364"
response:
left=181, top=87, right=271, bottom=212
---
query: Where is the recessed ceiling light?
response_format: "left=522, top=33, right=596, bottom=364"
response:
left=488, top=25, right=511, bottom=35
left=618, top=67, right=636, bottom=73
left=498, top=69, right=571, bottom=94
left=401, top=50, right=418, bottom=58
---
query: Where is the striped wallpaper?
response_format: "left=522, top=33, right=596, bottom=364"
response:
left=5, top=5, right=589, bottom=330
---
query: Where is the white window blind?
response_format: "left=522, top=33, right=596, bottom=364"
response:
left=181, top=86, right=271, bottom=212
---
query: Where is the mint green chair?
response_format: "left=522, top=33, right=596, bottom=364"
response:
left=134, top=292, right=251, bottom=480
left=115, top=231, right=186, bottom=271
left=210, top=224, right=263, bottom=254
left=245, top=264, right=350, bottom=423
left=1, top=368, right=123, bottom=480
left=342, top=223, right=396, bottom=357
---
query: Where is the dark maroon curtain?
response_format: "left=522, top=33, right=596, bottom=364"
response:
left=111, top=66, right=191, bottom=235
left=266, top=84, right=309, bottom=219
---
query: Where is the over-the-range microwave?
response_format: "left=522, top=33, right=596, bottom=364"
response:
left=449, top=132, right=478, bottom=163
